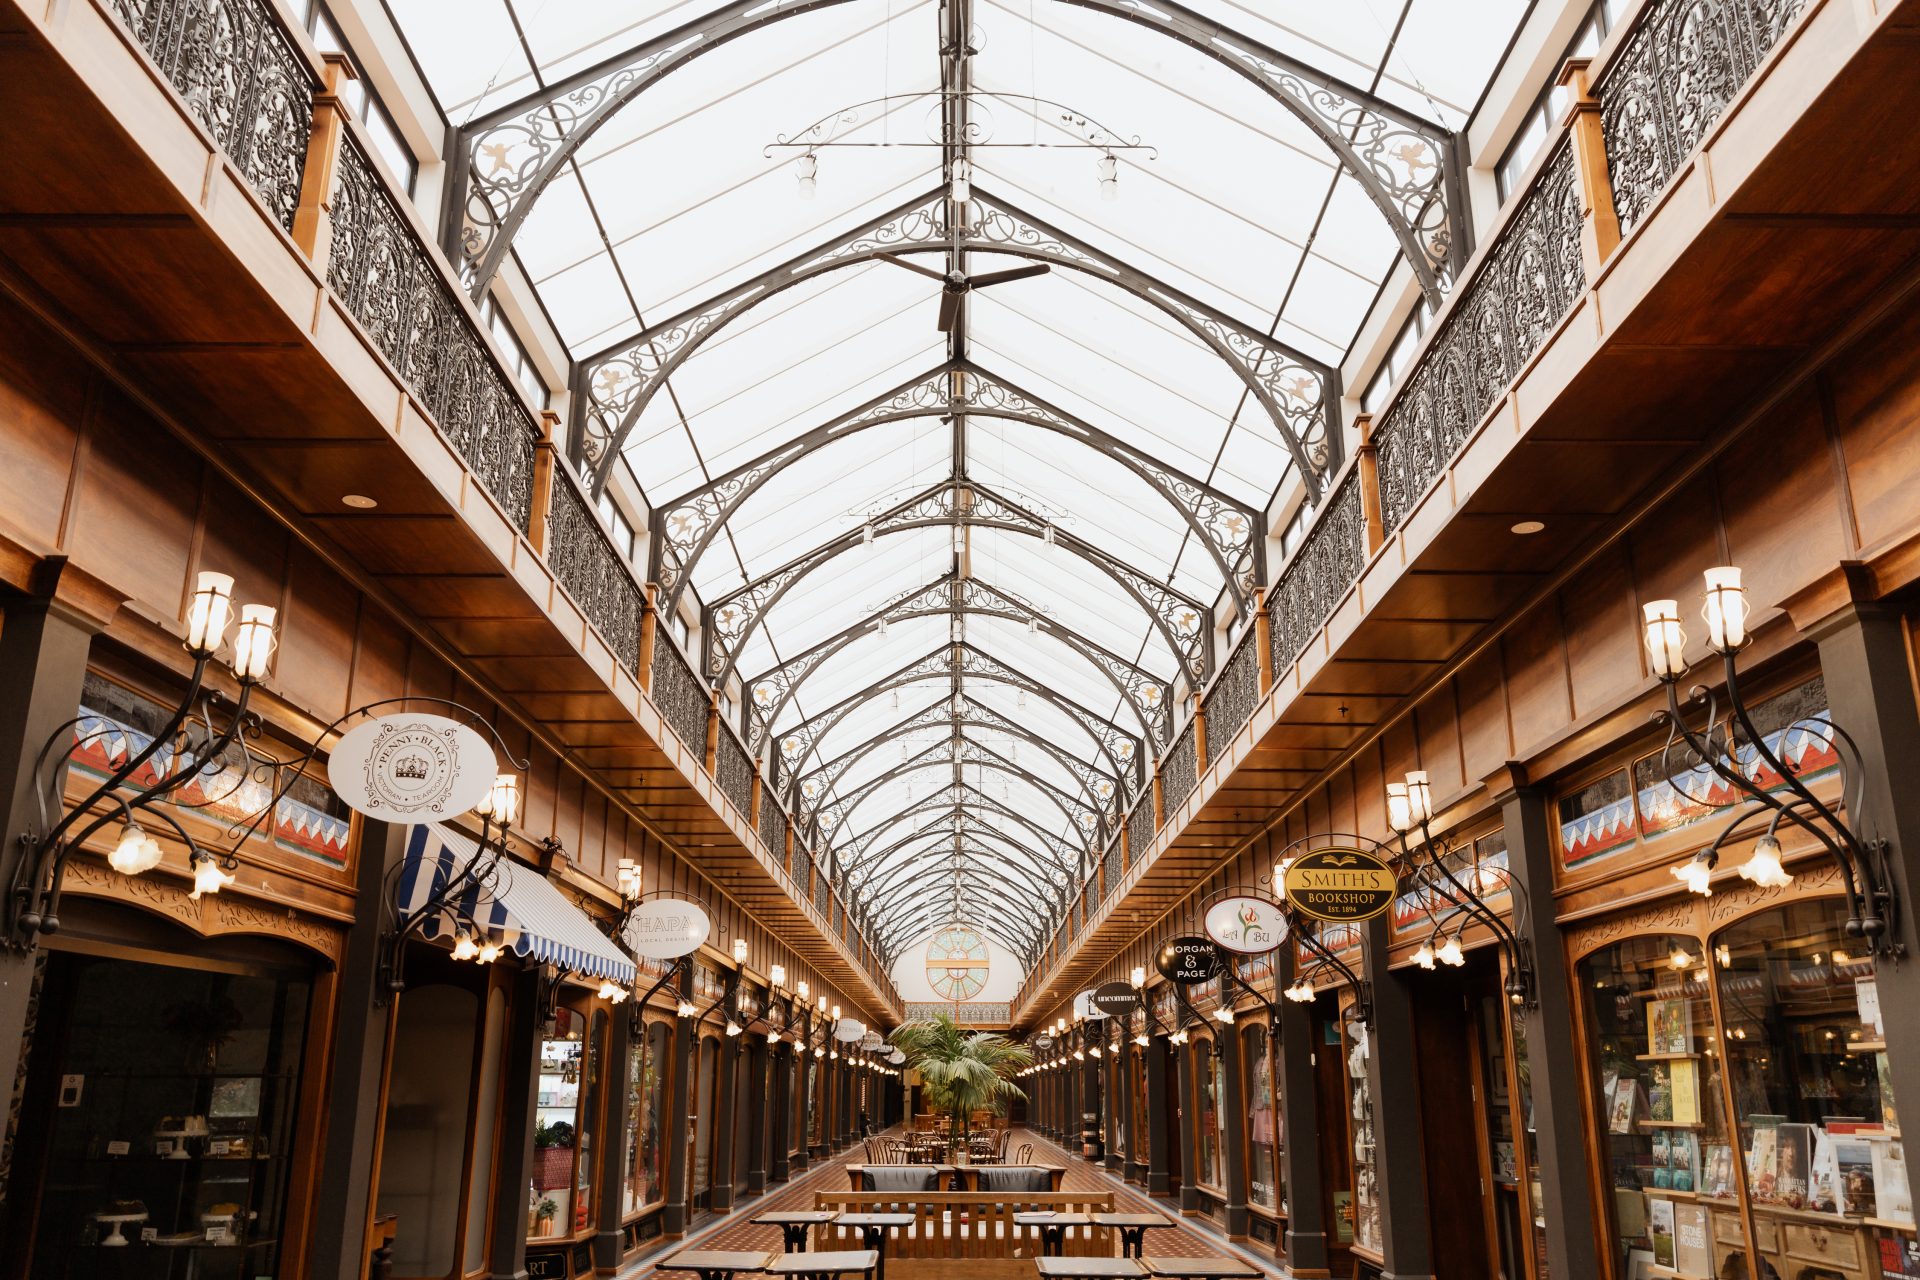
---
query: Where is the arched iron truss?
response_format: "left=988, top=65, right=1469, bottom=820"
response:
left=808, top=734, right=1099, bottom=850
left=703, top=477, right=1211, bottom=687
left=649, top=361, right=1265, bottom=621
left=445, top=0, right=1462, bottom=312
left=841, top=781, right=1086, bottom=874
left=790, top=692, right=1121, bottom=832
left=575, top=186, right=1339, bottom=503
left=861, top=846, right=1056, bottom=955
left=748, top=582, right=1164, bottom=762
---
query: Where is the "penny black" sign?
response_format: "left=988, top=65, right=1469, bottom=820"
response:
left=1282, top=848, right=1397, bottom=923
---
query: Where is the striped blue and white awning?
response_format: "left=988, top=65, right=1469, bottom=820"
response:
left=397, top=823, right=636, bottom=986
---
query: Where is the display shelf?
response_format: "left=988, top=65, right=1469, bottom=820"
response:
left=1852, top=1041, right=1888, bottom=1052
left=1865, top=1217, right=1919, bottom=1232
left=1635, top=1052, right=1702, bottom=1062
left=1637, top=1121, right=1706, bottom=1130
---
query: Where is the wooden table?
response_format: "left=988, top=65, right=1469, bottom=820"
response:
left=834, top=1213, right=915, bottom=1280
left=1139, top=1259, right=1264, bottom=1280
left=1013, top=1212, right=1093, bottom=1257
left=1090, top=1213, right=1176, bottom=1259
left=766, top=1248, right=881, bottom=1280
left=754, top=1210, right=840, bottom=1252
left=656, top=1249, right=777, bottom=1280
left=1034, top=1258, right=1146, bottom=1279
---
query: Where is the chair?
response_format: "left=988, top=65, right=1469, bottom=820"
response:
left=1014, top=1143, right=1033, bottom=1164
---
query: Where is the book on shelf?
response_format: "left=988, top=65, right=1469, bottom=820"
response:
left=1870, top=1137, right=1914, bottom=1225
left=1610, top=1077, right=1640, bottom=1135
left=1669, top=1059, right=1701, bottom=1126
left=1702, top=1143, right=1735, bottom=1199
left=1856, top=977, right=1885, bottom=1039
left=1674, top=1202, right=1712, bottom=1277
left=1647, top=1062, right=1673, bottom=1124
left=1649, top=1196, right=1676, bottom=1269
left=1880, top=1053, right=1901, bottom=1134
left=1647, top=999, right=1692, bottom=1056
left=1775, top=1123, right=1815, bottom=1209
left=1749, top=1125, right=1781, bottom=1203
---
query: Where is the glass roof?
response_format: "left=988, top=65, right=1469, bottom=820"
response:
left=386, top=0, right=1529, bottom=969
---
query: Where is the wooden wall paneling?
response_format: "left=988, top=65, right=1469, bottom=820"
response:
left=348, top=596, right=409, bottom=708
left=1827, top=295, right=1920, bottom=551
left=277, top=541, right=362, bottom=722
left=1454, top=649, right=1512, bottom=786
left=1559, top=542, right=1642, bottom=722
left=0, top=301, right=88, bottom=547
left=197, top=472, right=291, bottom=640
left=66, top=381, right=200, bottom=619
left=1500, top=604, right=1571, bottom=759
left=1412, top=683, right=1465, bottom=805
left=1715, top=386, right=1851, bottom=623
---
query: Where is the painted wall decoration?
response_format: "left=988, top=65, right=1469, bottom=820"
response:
left=924, top=924, right=991, bottom=1002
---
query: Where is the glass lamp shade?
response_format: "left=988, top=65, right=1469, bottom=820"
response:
left=1642, top=600, right=1687, bottom=678
left=732, top=937, right=748, bottom=964
left=676, top=1000, right=697, bottom=1018
left=796, top=980, right=809, bottom=1001
left=1737, top=835, right=1794, bottom=888
left=1412, top=941, right=1436, bottom=970
left=1214, top=1006, right=1235, bottom=1024
left=770, top=964, right=786, bottom=988
left=794, top=153, right=817, bottom=198
left=831, top=1005, right=841, bottom=1021
left=1701, top=566, right=1749, bottom=651
left=230, top=604, right=277, bottom=681
left=1130, top=965, right=1146, bottom=988
left=476, top=941, right=501, bottom=964
left=1406, top=771, right=1434, bottom=824
left=451, top=934, right=479, bottom=961
left=727, top=1020, right=742, bottom=1037
left=477, top=774, right=520, bottom=826
left=188, top=855, right=234, bottom=900
left=817, top=996, right=828, bottom=1013
left=185, top=572, right=235, bottom=654
left=1671, top=854, right=1714, bottom=896
left=1436, top=936, right=1465, bottom=967
left=1385, top=783, right=1412, bottom=833
left=109, top=824, right=165, bottom=876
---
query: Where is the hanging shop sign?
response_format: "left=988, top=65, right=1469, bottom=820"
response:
left=1282, top=848, right=1397, bottom=923
left=1033, top=1033, right=1056, bottom=1051
left=1155, top=935, right=1222, bottom=985
left=623, top=898, right=712, bottom=959
left=861, top=1030, right=885, bottom=1050
left=888, top=1048, right=907, bottom=1064
left=1090, top=981, right=1142, bottom=1017
left=834, top=1017, right=866, bottom=1043
left=328, top=714, right=496, bottom=823
left=1073, top=989, right=1104, bottom=1020
left=1203, top=894, right=1291, bottom=954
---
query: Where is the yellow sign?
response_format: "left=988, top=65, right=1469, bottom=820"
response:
left=1282, top=847, right=1397, bottom=923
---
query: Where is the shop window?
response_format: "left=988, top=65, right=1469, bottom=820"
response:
left=1194, top=1038, right=1224, bottom=1189
left=1130, top=1050, right=1150, bottom=1167
left=531, top=1005, right=588, bottom=1241
left=479, top=295, right=551, bottom=407
left=1578, top=934, right=1747, bottom=1279
left=1635, top=678, right=1836, bottom=843
left=1245, top=1025, right=1284, bottom=1213
left=624, top=1021, right=671, bottom=1216
left=16, top=950, right=311, bottom=1272
left=1493, top=0, right=1621, bottom=203
left=294, top=1, right=416, bottom=193
left=1715, top=900, right=1911, bottom=1272
left=1343, top=1003, right=1383, bottom=1256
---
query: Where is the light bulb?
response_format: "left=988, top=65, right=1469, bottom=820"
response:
left=189, top=854, right=234, bottom=900
left=795, top=153, right=817, bottom=199
left=1436, top=936, right=1465, bottom=967
left=1737, top=835, right=1793, bottom=888
left=109, top=823, right=164, bottom=876
left=185, top=571, right=235, bottom=655
left=1701, top=566, right=1748, bottom=652
left=1642, top=600, right=1687, bottom=679
left=452, top=934, right=479, bottom=961
left=477, top=941, right=501, bottom=964
left=230, top=604, right=278, bottom=682
left=1672, top=853, right=1714, bottom=897
left=1385, top=783, right=1412, bottom=834
left=477, top=774, right=520, bottom=826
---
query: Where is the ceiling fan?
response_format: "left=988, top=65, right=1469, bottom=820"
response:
left=877, top=253, right=1050, bottom=332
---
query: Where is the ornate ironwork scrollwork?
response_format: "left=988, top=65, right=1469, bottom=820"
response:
left=1268, top=469, right=1365, bottom=677
left=1161, top=721, right=1199, bottom=813
left=108, top=0, right=316, bottom=233
left=716, top=725, right=754, bottom=820
left=1127, top=791, right=1156, bottom=865
left=1205, top=631, right=1261, bottom=764
left=327, top=135, right=538, bottom=531
left=1599, top=0, right=1808, bottom=237
left=649, top=633, right=709, bottom=759
left=1371, top=141, right=1581, bottom=537
left=546, top=476, right=642, bottom=672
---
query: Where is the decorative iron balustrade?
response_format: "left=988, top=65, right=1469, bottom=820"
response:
left=546, top=475, right=642, bottom=673
left=904, top=1002, right=1010, bottom=1024
left=759, top=788, right=789, bottom=861
left=791, top=840, right=811, bottom=895
left=1104, top=837, right=1123, bottom=899
left=716, top=723, right=754, bottom=819
left=108, top=0, right=315, bottom=233
left=1162, top=720, right=1199, bottom=813
left=812, top=867, right=829, bottom=915
left=649, top=631, right=709, bottom=758
left=327, top=135, right=539, bottom=532
left=1601, top=0, right=1808, bottom=236
left=1268, top=469, right=1367, bottom=677
left=1205, top=630, right=1261, bottom=766
left=1127, top=791, right=1155, bottom=865
left=1371, top=141, right=1583, bottom=536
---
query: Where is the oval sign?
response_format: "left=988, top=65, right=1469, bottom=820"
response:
left=1283, top=847, right=1398, bottom=923
left=624, top=898, right=712, bottom=959
left=328, top=714, right=497, bottom=824
left=888, top=1048, right=907, bottom=1065
left=1073, top=989, right=1105, bottom=1021
left=1032, top=1033, right=1056, bottom=1051
left=1155, top=935, right=1221, bottom=985
left=834, top=1018, right=865, bottom=1043
left=1090, top=981, right=1141, bottom=1017
left=1203, top=895, right=1291, bottom=955
left=862, top=1031, right=884, bottom=1050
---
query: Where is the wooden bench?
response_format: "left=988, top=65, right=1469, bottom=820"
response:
left=811, top=1191, right=1119, bottom=1280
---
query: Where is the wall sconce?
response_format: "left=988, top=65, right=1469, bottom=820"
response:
left=770, top=963, right=786, bottom=988
left=797, top=979, right=810, bottom=1001
left=8, top=569, right=281, bottom=942
left=1646, top=564, right=1897, bottom=950
left=1129, top=966, right=1145, bottom=989
left=733, top=937, right=748, bottom=965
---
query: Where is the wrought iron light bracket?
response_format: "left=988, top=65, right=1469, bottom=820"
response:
left=1291, top=921, right=1372, bottom=1028
left=1393, top=820, right=1536, bottom=1008
left=378, top=796, right=521, bottom=1002
left=630, top=957, right=694, bottom=1040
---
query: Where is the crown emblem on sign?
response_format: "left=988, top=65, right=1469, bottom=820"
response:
left=393, top=753, right=430, bottom=780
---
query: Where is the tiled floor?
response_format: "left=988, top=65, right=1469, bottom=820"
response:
left=621, top=1128, right=1280, bottom=1277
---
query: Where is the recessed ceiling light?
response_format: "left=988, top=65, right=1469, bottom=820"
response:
left=342, top=494, right=378, bottom=509
left=1511, top=520, right=1545, bottom=535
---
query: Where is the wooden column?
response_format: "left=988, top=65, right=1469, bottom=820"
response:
left=487, top=964, right=544, bottom=1279
left=1175, top=1042, right=1200, bottom=1214
left=1359, top=918, right=1434, bottom=1280
left=1488, top=764, right=1601, bottom=1280
left=703, top=694, right=719, bottom=775
left=592, top=1000, right=637, bottom=1271
left=1354, top=414, right=1386, bottom=555
left=638, top=585, right=659, bottom=694
left=290, top=53, right=356, bottom=272
left=768, top=1043, right=792, bottom=1183
left=1275, top=944, right=1329, bottom=1276
left=525, top=411, right=562, bottom=556
left=1217, top=1028, right=1250, bottom=1239
left=710, top=1025, right=741, bottom=1210
left=661, top=968, right=695, bottom=1236
left=1254, top=587, right=1276, bottom=696
left=746, top=1035, right=771, bottom=1194
left=1559, top=58, right=1622, bottom=279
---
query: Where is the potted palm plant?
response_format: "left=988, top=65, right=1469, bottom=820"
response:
left=889, top=1013, right=1030, bottom=1161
